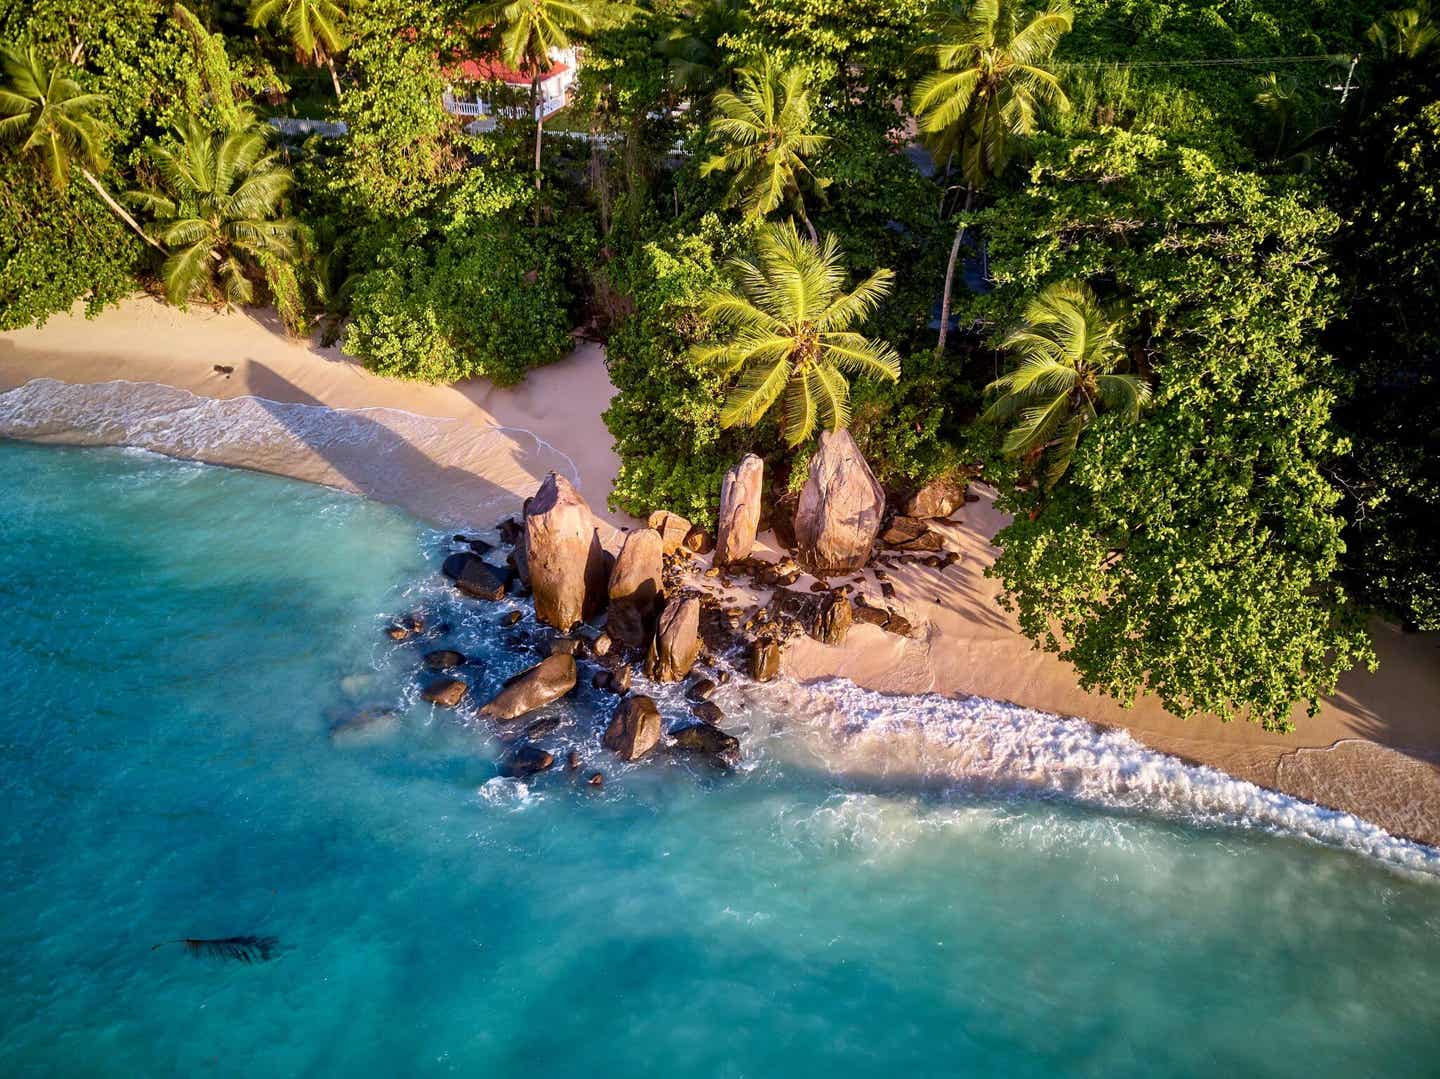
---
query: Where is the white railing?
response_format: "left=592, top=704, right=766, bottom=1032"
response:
left=443, top=92, right=567, bottom=121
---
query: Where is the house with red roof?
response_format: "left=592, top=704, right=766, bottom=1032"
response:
left=442, top=47, right=579, bottom=128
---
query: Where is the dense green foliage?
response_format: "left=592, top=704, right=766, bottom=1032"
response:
left=4, top=0, right=1437, bottom=727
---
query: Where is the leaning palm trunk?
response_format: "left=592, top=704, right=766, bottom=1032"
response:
left=325, top=53, right=342, bottom=99
left=80, top=168, right=165, bottom=253
left=934, top=187, right=974, bottom=358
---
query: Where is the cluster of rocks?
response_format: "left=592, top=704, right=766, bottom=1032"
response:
left=400, top=472, right=746, bottom=782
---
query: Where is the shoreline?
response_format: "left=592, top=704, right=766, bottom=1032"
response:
left=3, top=297, right=1438, bottom=845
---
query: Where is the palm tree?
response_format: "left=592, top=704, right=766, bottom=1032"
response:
left=911, top=0, right=1072, bottom=356
left=701, top=58, right=829, bottom=242
left=659, top=0, right=745, bottom=99
left=692, top=220, right=901, bottom=446
left=0, top=44, right=161, bottom=250
left=1367, top=1, right=1438, bottom=61
left=248, top=0, right=350, bottom=99
left=127, top=115, right=303, bottom=327
left=981, top=280, right=1150, bottom=487
left=469, top=0, right=618, bottom=202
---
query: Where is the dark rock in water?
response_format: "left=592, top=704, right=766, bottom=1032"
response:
left=525, top=473, right=609, bottom=630
left=670, top=721, right=741, bottom=763
left=524, top=716, right=561, bottom=738
left=603, top=695, right=662, bottom=761
left=421, top=678, right=467, bottom=708
left=684, top=526, right=715, bottom=555
left=329, top=708, right=400, bottom=744
left=507, top=542, right=530, bottom=590
left=442, top=552, right=512, bottom=601
left=588, top=771, right=604, bottom=787
left=609, top=664, right=633, bottom=694
left=502, top=610, right=523, bottom=627
left=591, top=632, right=613, bottom=657
left=468, top=537, right=496, bottom=556
left=880, top=516, right=944, bottom=552
left=500, top=744, right=555, bottom=779
left=715, top=670, right=731, bottom=685
left=497, top=516, right=524, bottom=545
left=749, top=635, right=780, bottom=682
left=385, top=623, right=411, bottom=641
left=645, top=596, right=702, bottom=682
left=685, top=677, right=717, bottom=703
left=592, top=670, right=612, bottom=690
left=384, top=612, right=424, bottom=641
left=480, top=654, right=577, bottom=720
left=549, top=636, right=581, bottom=656
left=690, top=701, right=726, bottom=725
left=567, top=749, right=581, bottom=771
left=423, top=650, right=466, bottom=670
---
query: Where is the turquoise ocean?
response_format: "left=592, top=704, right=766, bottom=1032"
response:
left=3, top=439, right=1439, bottom=1078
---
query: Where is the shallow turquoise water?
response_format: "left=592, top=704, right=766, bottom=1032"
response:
left=2, top=441, right=1438, bottom=1078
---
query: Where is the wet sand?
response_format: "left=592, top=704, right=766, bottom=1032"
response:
left=3, top=297, right=1437, bottom=843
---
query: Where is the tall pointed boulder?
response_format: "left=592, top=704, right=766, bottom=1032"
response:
left=607, top=527, right=664, bottom=649
left=793, top=429, right=884, bottom=574
left=715, top=453, right=764, bottom=565
left=524, top=473, right=608, bottom=630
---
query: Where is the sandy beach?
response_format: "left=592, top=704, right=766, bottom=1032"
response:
left=3, top=297, right=1438, bottom=843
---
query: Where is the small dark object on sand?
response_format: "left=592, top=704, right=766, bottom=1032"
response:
left=213, top=364, right=234, bottom=376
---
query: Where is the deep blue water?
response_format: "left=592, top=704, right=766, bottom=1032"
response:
left=2, top=441, right=1438, bottom=1078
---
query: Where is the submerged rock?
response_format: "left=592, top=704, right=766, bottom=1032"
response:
left=588, top=771, right=605, bottom=787
left=690, top=701, right=726, bottom=726
left=607, top=527, right=664, bottom=650
left=500, top=744, right=555, bottom=779
left=716, top=454, right=764, bottom=565
left=645, top=596, right=702, bottom=682
left=524, top=716, right=561, bottom=738
left=479, top=654, right=577, bottom=720
left=423, top=649, right=466, bottom=670
left=685, top=677, right=717, bottom=702
left=793, top=429, right=885, bottom=574
left=670, top=721, right=741, bottom=764
left=604, top=695, right=662, bottom=761
left=525, top=473, right=608, bottom=630
left=329, top=708, right=400, bottom=745
left=421, top=678, right=467, bottom=708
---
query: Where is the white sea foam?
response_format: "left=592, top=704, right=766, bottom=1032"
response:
left=0, top=377, right=579, bottom=524
left=741, top=678, right=1440, bottom=875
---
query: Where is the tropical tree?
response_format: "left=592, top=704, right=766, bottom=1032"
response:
left=911, top=0, right=1072, bottom=356
left=701, top=58, right=829, bottom=242
left=659, top=0, right=745, bottom=99
left=0, top=44, right=161, bottom=250
left=1367, top=1, right=1439, bottom=61
left=692, top=220, right=900, bottom=446
left=982, top=280, right=1149, bottom=487
left=127, top=115, right=303, bottom=329
left=248, top=0, right=350, bottom=99
left=468, top=0, right=617, bottom=202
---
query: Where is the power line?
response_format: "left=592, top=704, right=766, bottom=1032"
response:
left=1055, top=53, right=1354, bottom=70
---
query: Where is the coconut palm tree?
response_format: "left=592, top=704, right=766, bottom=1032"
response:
left=469, top=0, right=620, bottom=202
left=692, top=220, right=900, bottom=446
left=701, top=58, right=830, bottom=242
left=0, top=44, right=161, bottom=250
left=911, top=0, right=1072, bottom=356
left=659, top=0, right=745, bottom=99
left=127, top=115, right=302, bottom=326
left=248, top=0, right=350, bottom=99
left=981, top=280, right=1150, bottom=487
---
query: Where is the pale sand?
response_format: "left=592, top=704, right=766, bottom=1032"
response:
left=3, top=297, right=1438, bottom=842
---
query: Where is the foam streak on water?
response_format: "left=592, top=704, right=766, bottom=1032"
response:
left=745, top=678, right=1440, bottom=875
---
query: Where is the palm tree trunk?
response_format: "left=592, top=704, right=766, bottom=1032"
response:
left=532, top=75, right=544, bottom=227
left=795, top=199, right=819, bottom=245
left=934, top=187, right=974, bottom=359
left=80, top=168, right=164, bottom=253
left=325, top=55, right=343, bottom=100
